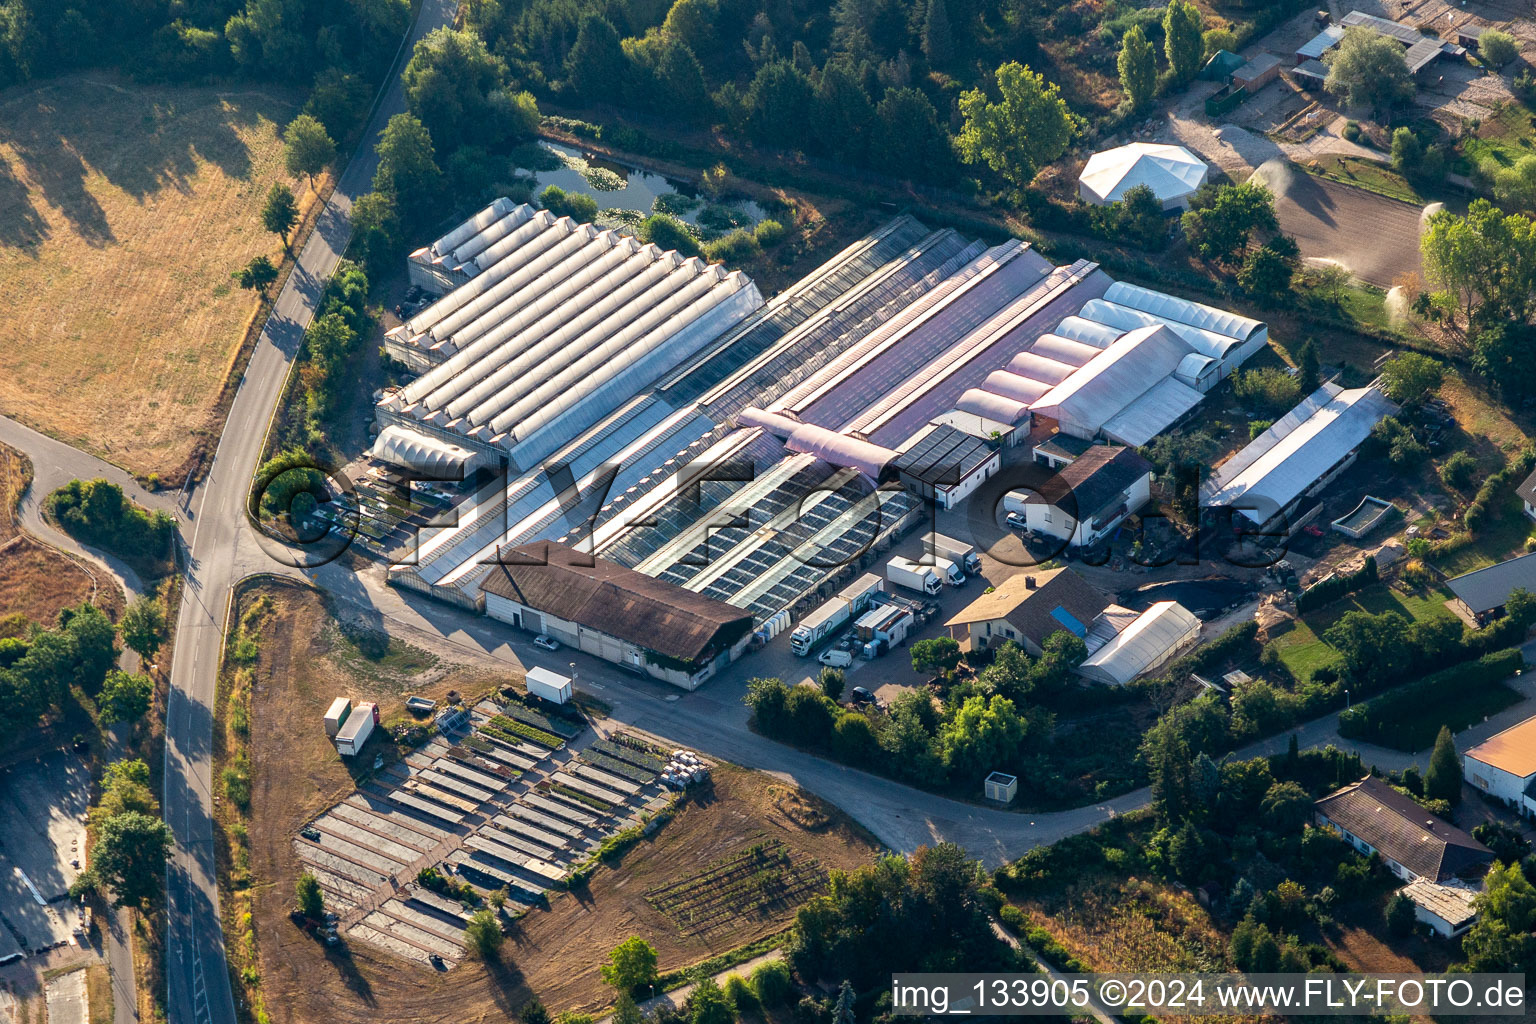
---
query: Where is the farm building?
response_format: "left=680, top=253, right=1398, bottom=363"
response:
left=1011, top=444, right=1153, bottom=550
left=1295, top=13, right=1466, bottom=77
left=480, top=542, right=755, bottom=689
left=945, top=567, right=1109, bottom=656
left=1314, top=776, right=1493, bottom=883
left=1463, top=715, right=1536, bottom=820
left=1077, top=143, right=1209, bottom=210
left=1519, top=469, right=1536, bottom=521
left=1078, top=600, right=1201, bottom=685
left=1446, top=552, right=1536, bottom=626
left=1202, top=382, right=1398, bottom=534
left=889, top=425, right=1000, bottom=510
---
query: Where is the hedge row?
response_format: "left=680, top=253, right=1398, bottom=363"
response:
left=1297, top=557, right=1378, bottom=615
left=1337, top=648, right=1523, bottom=747
left=483, top=716, right=563, bottom=749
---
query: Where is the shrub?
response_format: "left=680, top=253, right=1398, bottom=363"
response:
left=1479, top=30, right=1518, bottom=68
left=723, top=974, right=758, bottom=1012
left=1296, top=557, right=1378, bottom=614
left=539, top=184, right=599, bottom=221
left=1439, top=451, right=1478, bottom=491
left=753, top=218, right=787, bottom=246
left=639, top=213, right=702, bottom=258
left=749, top=960, right=793, bottom=1007
left=703, top=228, right=760, bottom=264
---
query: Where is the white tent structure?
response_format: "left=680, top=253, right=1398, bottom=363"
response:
left=1079, top=601, right=1201, bottom=685
left=1028, top=325, right=1206, bottom=445
left=1078, top=143, right=1209, bottom=210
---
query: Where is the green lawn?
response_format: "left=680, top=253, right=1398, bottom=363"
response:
left=1268, top=583, right=1457, bottom=680
left=1429, top=487, right=1536, bottom=577
left=1461, top=99, right=1536, bottom=175
left=1303, top=154, right=1424, bottom=205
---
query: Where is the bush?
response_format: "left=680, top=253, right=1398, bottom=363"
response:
left=539, top=184, right=599, bottom=221
left=1440, top=451, right=1478, bottom=491
left=639, top=213, right=702, bottom=258
left=46, top=479, right=174, bottom=569
left=749, top=960, right=793, bottom=1007
left=1479, top=30, right=1518, bottom=68
left=753, top=218, right=787, bottom=246
left=703, top=228, right=760, bottom=264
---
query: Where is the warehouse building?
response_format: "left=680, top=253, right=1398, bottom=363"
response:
left=1202, top=382, right=1397, bottom=534
left=378, top=205, right=1269, bottom=675
left=481, top=542, right=755, bottom=689
left=1463, top=715, right=1536, bottom=820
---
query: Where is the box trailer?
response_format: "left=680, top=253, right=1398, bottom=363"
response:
left=836, top=573, right=885, bottom=614
left=324, top=697, right=352, bottom=738
left=335, top=701, right=378, bottom=756
left=525, top=666, right=573, bottom=705
left=886, top=556, right=942, bottom=595
left=790, top=596, right=853, bottom=656
left=1003, top=489, right=1033, bottom=515
left=930, top=534, right=982, bottom=575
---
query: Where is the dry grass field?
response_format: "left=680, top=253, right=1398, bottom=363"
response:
left=231, top=585, right=879, bottom=1022
left=0, top=74, right=314, bottom=481
left=0, top=441, right=123, bottom=628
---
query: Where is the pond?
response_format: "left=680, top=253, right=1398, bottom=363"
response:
left=514, top=140, right=769, bottom=239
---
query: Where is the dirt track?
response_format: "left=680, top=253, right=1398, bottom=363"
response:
left=1262, top=167, right=1426, bottom=288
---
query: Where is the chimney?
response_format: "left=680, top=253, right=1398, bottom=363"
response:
left=1025, top=576, right=1037, bottom=589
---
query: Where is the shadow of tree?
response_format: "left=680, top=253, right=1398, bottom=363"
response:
left=0, top=74, right=300, bottom=250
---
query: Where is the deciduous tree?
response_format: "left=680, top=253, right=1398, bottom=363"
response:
left=1162, top=0, right=1203, bottom=85
left=283, top=114, right=335, bottom=190
left=119, top=594, right=166, bottom=663
left=602, top=936, right=659, bottom=992
left=99, top=670, right=152, bottom=725
left=1324, top=27, right=1414, bottom=117
left=296, top=871, right=324, bottom=919
left=91, top=810, right=174, bottom=908
left=957, top=62, right=1077, bottom=189
left=261, top=182, right=298, bottom=248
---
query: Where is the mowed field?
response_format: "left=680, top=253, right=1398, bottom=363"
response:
left=237, top=586, right=880, bottom=1021
left=0, top=441, right=123, bottom=629
left=0, top=74, right=310, bottom=480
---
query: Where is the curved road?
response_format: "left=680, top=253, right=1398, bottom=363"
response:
left=158, top=4, right=458, bottom=1024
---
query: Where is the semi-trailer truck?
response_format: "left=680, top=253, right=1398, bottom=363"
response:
left=790, top=595, right=854, bottom=655
left=930, top=533, right=982, bottom=575
left=886, top=556, right=942, bottom=595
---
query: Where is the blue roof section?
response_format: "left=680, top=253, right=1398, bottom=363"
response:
left=1050, top=606, right=1088, bottom=637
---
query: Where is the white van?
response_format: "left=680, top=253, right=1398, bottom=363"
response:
left=817, top=648, right=853, bottom=668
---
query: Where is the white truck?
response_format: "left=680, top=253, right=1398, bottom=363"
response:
left=335, top=701, right=378, bottom=757
left=931, top=556, right=966, bottom=586
left=790, top=595, right=854, bottom=656
left=930, top=533, right=982, bottom=575
left=886, top=556, right=942, bottom=595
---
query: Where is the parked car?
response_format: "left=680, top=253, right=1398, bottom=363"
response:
left=300, top=826, right=321, bottom=842
left=1006, top=511, right=1028, bottom=531
left=850, top=686, right=875, bottom=705
left=533, top=634, right=560, bottom=652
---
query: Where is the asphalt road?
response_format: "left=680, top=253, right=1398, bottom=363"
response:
left=158, top=4, right=459, bottom=1024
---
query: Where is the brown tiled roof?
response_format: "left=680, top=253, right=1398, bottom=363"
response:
left=1314, top=776, right=1492, bottom=882
left=1030, top=445, right=1153, bottom=519
left=480, top=542, right=754, bottom=663
left=945, top=567, right=1110, bottom=648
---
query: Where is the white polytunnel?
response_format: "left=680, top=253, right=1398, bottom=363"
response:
left=981, top=370, right=1053, bottom=405
left=1005, top=351, right=1077, bottom=385
left=1078, top=299, right=1243, bottom=365
left=737, top=407, right=899, bottom=478
left=369, top=425, right=491, bottom=477
left=1105, top=281, right=1266, bottom=343
left=1030, top=333, right=1102, bottom=367
left=1078, top=601, right=1201, bottom=685
left=1052, top=316, right=1124, bottom=348
left=955, top=388, right=1031, bottom=424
